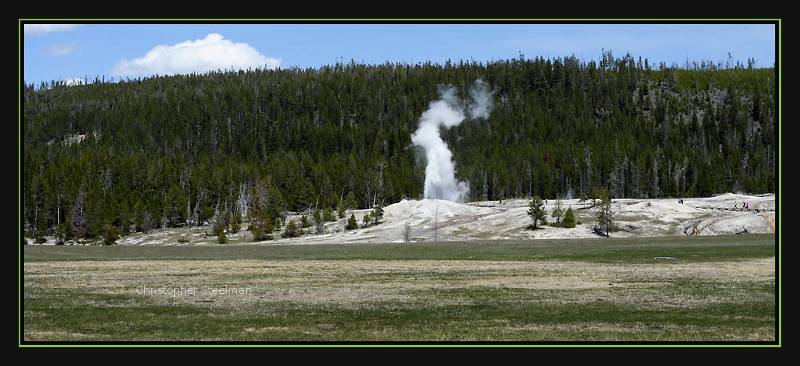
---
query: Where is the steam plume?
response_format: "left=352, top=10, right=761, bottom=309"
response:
left=411, top=79, right=493, bottom=202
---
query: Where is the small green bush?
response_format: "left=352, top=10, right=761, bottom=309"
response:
left=102, top=224, right=119, bottom=246
left=282, top=220, right=301, bottom=238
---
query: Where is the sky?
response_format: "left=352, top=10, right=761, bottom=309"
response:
left=22, top=23, right=776, bottom=86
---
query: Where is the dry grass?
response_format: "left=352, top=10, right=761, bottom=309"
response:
left=25, top=257, right=773, bottom=310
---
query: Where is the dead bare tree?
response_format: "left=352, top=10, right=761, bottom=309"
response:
left=237, top=182, right=251, bottom=221
left=190, top=189, right=207, bottom=225
left=433, top=205, right=439, bottom=242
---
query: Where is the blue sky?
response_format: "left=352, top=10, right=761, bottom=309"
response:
left=23, top=24, right=776, bottom=85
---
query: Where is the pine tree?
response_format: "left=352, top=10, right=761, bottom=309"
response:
left=595, top=196, right=614, bottom=236
left=102, top=224, right=119, bottom=246
left=229, top=211, right=241, bottom=234
left=345, top=191, right=357, bottom=210
left=590, top=186, right=608, bottom=207
left=362, top=212, right=371, bottom=228
left=213, top=219, right=226, bottom=239
left=346, top=214, right=358, bottom=230
left=371, top=205, right=384, bottom=225
left=248, top=207, right=273, bottom=241
left=313, top=208, right=322, bottom=225
left=336, top=199, right=346, bottom=219
left=323, top=207, right=335, bottom=222
left=527, top=196, right=546, bottom=230
left=551, top=199, right=564, bottom=225
left=56, top=221, right=72, bottom=243
left=563, top=207, right=576, bottom=228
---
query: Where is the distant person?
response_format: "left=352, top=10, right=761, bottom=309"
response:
left=733, top=203, right=738, bottom=210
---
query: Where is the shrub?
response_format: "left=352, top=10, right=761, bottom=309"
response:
left=282, top=220, right=301, bottom=238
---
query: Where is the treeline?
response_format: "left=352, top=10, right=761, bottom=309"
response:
left=23, top=52, right=776, bottom=240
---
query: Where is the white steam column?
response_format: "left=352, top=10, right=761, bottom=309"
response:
left=411, top=79, right=493, bottom=202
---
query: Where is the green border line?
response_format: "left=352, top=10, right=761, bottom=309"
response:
left=18, top=18, right=781, bottom=348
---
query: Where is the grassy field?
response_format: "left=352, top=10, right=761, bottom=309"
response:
left=23, top=234, right=776, bottom=342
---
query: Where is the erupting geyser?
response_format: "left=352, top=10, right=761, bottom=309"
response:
left=411, top=79, right=493, bottom=202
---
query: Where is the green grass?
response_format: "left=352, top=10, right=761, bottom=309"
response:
left=22, top=234, right=776, bottom=342
left=24, top=234, right=773, bottom=264
left=24, top=284, right=774, bottom=341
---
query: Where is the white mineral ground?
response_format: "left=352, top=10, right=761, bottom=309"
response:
left=30, top=193, right=775, bottom=246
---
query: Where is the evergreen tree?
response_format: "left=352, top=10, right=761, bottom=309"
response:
left=213, top=219, right=226, bottom=239
left=248, top=207, right=273, bottom=241
left=362, top=213, right=371, bottom=228
left=336, top=200, right=346, bottom=219
left=563, top=207, right=576, bottom=228
left=595, top=196, right=614, bottom=236
left=313, top=208, right=322, bottom=225
left=102, top=224, right=119, bottom=246
left=345, top=192, right=358, bottom=210
left=323, top=207, right=335, bottom=222
left=551, top=199, right=564, bottom=225
left=371, top=205, right=384, bottom=225
left=527, top=196, right=546, bottom=230
left=346, top=214, right=359, bottom=231
left=56, top=222, right=72, bottom=243
left=229, top=212, right=241, bottom=234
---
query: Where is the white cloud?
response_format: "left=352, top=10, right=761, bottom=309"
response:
left=112, top=33, right=281, bottom=77
left=47, top=42, right=78, bottom=56
left=24, top=24, right=78, bottom=35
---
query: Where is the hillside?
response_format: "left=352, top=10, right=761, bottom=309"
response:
left=23, top=54, right=776, bottom=240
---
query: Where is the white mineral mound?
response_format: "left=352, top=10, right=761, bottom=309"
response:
left=384, top=199, right=497, bottom=225
left=619, top=200, right=702, bottom=216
